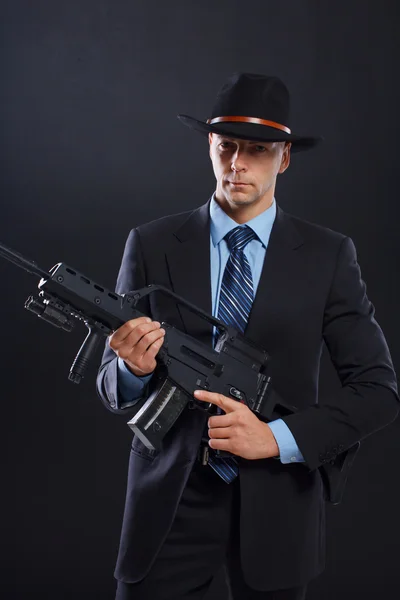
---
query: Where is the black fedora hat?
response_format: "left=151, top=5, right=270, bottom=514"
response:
left=178, top=73, right=322, bottom=152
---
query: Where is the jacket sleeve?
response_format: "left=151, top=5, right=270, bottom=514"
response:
left=282, top=236, right=399, bottom=471
left=96, top=228, right=154, bottom=415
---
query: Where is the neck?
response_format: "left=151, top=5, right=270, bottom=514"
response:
left=214, top=193, right=275, bottom=224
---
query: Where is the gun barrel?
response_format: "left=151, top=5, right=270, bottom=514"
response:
left=0, top=242, right=49, bottom=280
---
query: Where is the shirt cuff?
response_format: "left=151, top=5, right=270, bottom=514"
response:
left=268, top=419, right=305, bottom=464
left=117, top=357, right=153, bottom=409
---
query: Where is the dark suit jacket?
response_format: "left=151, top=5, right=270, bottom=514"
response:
left=96, top=199, right=398, bottom=590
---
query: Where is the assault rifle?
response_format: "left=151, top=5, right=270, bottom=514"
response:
left=0, top=241, right=360, bottom=504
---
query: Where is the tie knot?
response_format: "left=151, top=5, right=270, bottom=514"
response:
left=225, top=225, right=257, bottom=252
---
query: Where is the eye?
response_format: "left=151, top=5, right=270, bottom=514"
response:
left=254, top=145, right=267, bottom=153
left=219, top=141, right=235, bottom=150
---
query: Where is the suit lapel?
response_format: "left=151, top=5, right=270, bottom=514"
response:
left=165, top=200, right=304, bottom=350
left=165, top=199, right=214, bottom=346
left=245, top=205, right=304, bottom=347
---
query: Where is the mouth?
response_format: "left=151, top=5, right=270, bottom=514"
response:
left=227, top=181, right=250, bottom=187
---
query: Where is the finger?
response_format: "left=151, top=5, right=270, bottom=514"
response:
left=208, top=438, right=233, bottom=452
left=193, top=390, right=238, bottom=413
left=118, top=327, right=164, bottom=360
left=143, top=332, right=165, bottom=360
left=133, top=334, right=165, bottom=373
left=109, top=318, right=151, bottom=347
left=208, top=414, right=235, bottom=428
left=109, top=317, right=151, bottom=345
left=110, top=320, right=160, bottom=350
left=134, top=327, right=165, bottom=355
left=208, top=426, right=235, bottom=439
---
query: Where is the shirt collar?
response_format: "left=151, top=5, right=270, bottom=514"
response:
left=209, top=193, right=276, bottom=248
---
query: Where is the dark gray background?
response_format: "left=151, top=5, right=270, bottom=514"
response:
left=1, top=1, right=399, bottom=598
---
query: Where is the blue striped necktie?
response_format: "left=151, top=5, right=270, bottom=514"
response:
left=207, top=225, right=257, bottom=483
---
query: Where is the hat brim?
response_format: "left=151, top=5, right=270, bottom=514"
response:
left=177, top=115, right=322, bottom=152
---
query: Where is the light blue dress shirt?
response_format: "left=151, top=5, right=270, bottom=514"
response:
left=117, top=196, right=304, bottom=464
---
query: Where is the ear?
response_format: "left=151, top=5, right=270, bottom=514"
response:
left=208, top=133, right=213, bottom=157
left=278, top=142, right=291, bottom=174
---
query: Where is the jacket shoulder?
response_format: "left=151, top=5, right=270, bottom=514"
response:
left=283, top=209, right=348, bottom=250
left=134, top=207, right=197, bottom=238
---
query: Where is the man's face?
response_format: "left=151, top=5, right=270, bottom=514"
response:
left=208, top=133, right=291, bottom=214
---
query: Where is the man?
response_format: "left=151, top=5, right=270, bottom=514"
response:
left=96, top=73, right=399, bottom=600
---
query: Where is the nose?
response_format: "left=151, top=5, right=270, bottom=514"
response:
left=231, top=149, right=247, bottom=172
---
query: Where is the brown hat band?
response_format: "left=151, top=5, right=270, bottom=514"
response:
left=207, top=116, right=291, bottom=134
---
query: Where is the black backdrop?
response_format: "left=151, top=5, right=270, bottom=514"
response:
left=1, top=1, right=399, bottom=599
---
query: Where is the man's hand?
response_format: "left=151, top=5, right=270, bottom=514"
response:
left=193, top=390, right=279, bottom=460
left=109, top=317, right=165, bottom=377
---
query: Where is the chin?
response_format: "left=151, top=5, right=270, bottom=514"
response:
left=229, top=198, right=253, bottom=206
left=227, top=192, right=257, bottom=206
